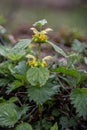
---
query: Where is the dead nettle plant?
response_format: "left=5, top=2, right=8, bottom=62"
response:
left=0, top=19, right=87, bottom=130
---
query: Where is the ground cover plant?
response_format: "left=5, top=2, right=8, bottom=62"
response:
left=0, top=19, right=87, bottom=130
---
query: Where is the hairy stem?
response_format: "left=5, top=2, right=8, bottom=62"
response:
left=38, top=104, right=43, bottom=130
left=38, top=43, right=41, bottom=61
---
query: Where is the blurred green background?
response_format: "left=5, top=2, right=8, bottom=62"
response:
left=0, top=0, right=87, bottom=34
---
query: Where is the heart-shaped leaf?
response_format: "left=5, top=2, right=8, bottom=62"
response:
left=27, top=67, right=49, bottom=86
left=28, top=83, right=56, bottom=104
left=15, top=122, right=33, bottom=130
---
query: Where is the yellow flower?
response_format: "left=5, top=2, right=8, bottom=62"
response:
left=41, top=61, right=48, bottom=67
left=30, top=27, right=52, bottom=34
left=28, top=60, right=36, bottom=66
left=26, top=54, right=36, bottom=67
left=26, top=54, right=53, bottom=67
left=42, top=56, right=53, bottom=67
left=26, top=54, right=36, bottom=60
left=41, top=28, right=53, bottom=34
left=42, top=56, right=53, bottom=61
left=32, top=33, right=48, bottom=43
left=30, top=27, right=52, bottom=43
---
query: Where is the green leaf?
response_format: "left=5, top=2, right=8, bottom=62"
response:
left=47, top=41, right=67, bottom=57
left=52, top=109, right=60, bottom=117
left=77, top=72, right=87, bottom=86
left=70, top=88, right=87, bottom=118
left=28, top=83, right=56, bottom=104
left=52, top=67, right=87, bottom=87
left=59, top=76, right=77, bottom=87
left=8, top=61, right=27, bottom=81
left=0, top=97, right=18, bottom=104
left=27, top=67, right=49, bottom=86
left=0, top=45, right=11, bottom=57
left=6, top=80, right=23, bottom=94
left=7, top=97, right=18, bottom=103
left=50, top=122, right=58, bottom=130
left=0, top=79, right=9, bottom=87
left=0, top=97, right=6, bottom=103
left=51, top=67, right=84, bottom=87
left=42, top=118, right=52, bottom=130
left=14, top=61, right=27, bottom=75
left=17, top=105, right=29, bottom=119
left=13, top=39, right=31, bottom=51
left=15, top=122, right=33, bottom=130
left=7, top=51, right=25, bottom=61
left=0, top=102, right=29, bottom=127
left=33, top=19, right=47, bottom=27
left=0, top=45, right=23, bottom=61
left=0, top=103, right=18, bottom=127
left=59, top=116, right=77, bottom=129
left=72, top=39, right=86, bottom=53
left=14, top=74, right=26, bottom=81
left=0, top=61, right=10, bottom=74
left=0, top=39, right=31, bottom=61
left=51, top=66, right=80, bottom=78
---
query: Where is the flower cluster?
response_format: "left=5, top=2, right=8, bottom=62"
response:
left=31, top=27, right=52, bottom=43
left=26, top=54, right=52, bottom=67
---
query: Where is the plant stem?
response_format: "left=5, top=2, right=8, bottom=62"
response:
left=38, top=43, right=41, bottom=60
left=40, top=25, right=42, bottom=32
left=57, top=76, right=69, bottom=94
left=38, top=104, right=43, bottom=130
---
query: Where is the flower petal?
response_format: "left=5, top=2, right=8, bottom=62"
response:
left=26, top=54, right=36, bottom=60
left=41, top=28, right=53, bottom=34
left=30, top=27, right=39, bottom=34
left=43, top=56, right=53, bottom=61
